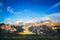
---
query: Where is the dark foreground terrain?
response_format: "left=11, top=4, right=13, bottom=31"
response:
left=0, top=33, right=60, bottom=40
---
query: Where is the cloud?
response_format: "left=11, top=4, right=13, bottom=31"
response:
left=5, top=18, right=11, bottom=21
left=50, top=2, right=60, bottom=9
left=7, top=6, right=14, bottom=13
left=14, top=11, right=22, bottom=14
left=14, top=10, right=30, bottom=14
left=5, top=9, right=60, bottom=23
left=38, top=13, right=60, bottom=22
left=26, top=13, right=60, bottom=23
left=5, top=18, right=12, bottom=23
left=15, top=21, right=23, bottom=24
left=24, top=20, right=36, bottom=23
left=35, top=17, right=54, bottom=23
left=48, top=13, right=60, bottom=17
left=33, top=13, right=60, bottom=23
left=5, top=13, right=60, bottom=24
left=47, top=13, right=60, bottom=21
left=0, top=2, right=3, bottom=7
left=40, top=13, right=60, bottom=22
left=12, top=10, right=49, bottom=23
left=14, top=10, right=46, bottom=19
left=40, top=17, right=52, bottom=21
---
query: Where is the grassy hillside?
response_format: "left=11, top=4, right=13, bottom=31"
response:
left=0, top=33, right=60, bottom=40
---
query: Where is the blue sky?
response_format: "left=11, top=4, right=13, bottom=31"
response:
left=0, top=0, right=60, bottom=23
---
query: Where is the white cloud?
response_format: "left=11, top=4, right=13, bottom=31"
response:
left=14, top=10, right=30, bottom=14
left=40, top=13, right=60, bottom=22
left=12, top=10, right=50, bottom=23
left=5, top=18, right=11, bottom=21
left=14, top=10, right=46, bottom=20
left=48, top=13, right=60, bottom=17
left=5, top=18, right=12, bottom=23
left=6, top=9, right=60, bottom=23
left=5, top=13, right=60, bottom=24
left=14, top=11, right=22, bottom=14
left=15, top=20, right=23, bottom=24
left=50, top=2, right=60, bottom=9
left=33, top=13, right=60, bottom=23
left=7, top=6, right=14, bottom=13
left=40, top=17, right=51, bottom=21
left=24, top=20, right=36, bottom=23
left=47, top=13, right=60, bottom=21
left=35, top=17, right=54, bottom=23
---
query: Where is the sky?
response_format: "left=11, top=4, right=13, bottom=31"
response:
left=0, top=0, right=60, bottom=23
